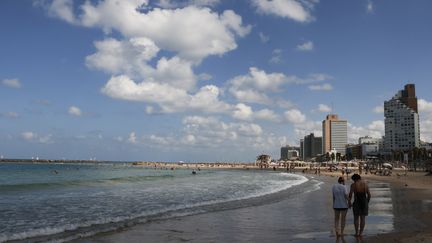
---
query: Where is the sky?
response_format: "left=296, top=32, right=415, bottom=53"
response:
left=1, top=0, right=432, bottom=162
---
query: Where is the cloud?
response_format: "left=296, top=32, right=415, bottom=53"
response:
left=231, top=103, right=281, bottom=122
left=418, top=99, right=432, bottom=142
left=128, top=132, right=137, bottom=144
left=0, top=112, right=19, bottom=118
left=2, top=78, right=21, bottom=88
left=418, top=99, right=432, bottom=112
left=269, top=49, right=283, bottom=64
left=252, top=0, right=317, bottom=22
left=156, top=0, right=220, bottom=8
left=86, top=38, right=199, bottom=91
left=118, top=115, right=289, bottom=154
left=368, top=120, right=384, bottom=131
left=228, top=67, right=287, bottom=104
left=21, top=131, right=53, bottom=144
left=259, top=32, right=270, bottom=43
left=284, top=109, right=306, bottom=124
left=275, top=99, right=296, bottom=109
left=44, top=0, right=77, bottom=24
left=232, top=103, right=254, bottom=121
left=101, top=75, right=231, bottom=114
left=348, top=121, right=384, bottom=144
left=254, top=108, right=281, bottom=122
left=68, top=106, right=82, bottom=116
left=293, top=120, right=322, bottom=139
left=86, top=37, right=159, bottom=76
left=51, top=1, right=251, bottom=62
left=198, top=73, right=212, bottom=81
left=41, top=0, right=255, bottom=118
left=296, top=40, right=314, bottom=51
left=181, top=116, right=265, bottom=144
left=317, top=104, right=332, bottom=113
left=373, top=105, right=384, bottom=113
left=228, top=67, right=332, bottom=104
left=308, top=83, right=333, bottom=91
left=366, top=0, right=374, bottom=14
left=21, top=131, right=36, bottom=141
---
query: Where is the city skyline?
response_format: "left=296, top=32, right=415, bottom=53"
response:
left=2, top=0, right=432, bottom=162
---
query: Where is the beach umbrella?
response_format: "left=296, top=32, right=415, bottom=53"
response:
left=383, top=163, right=393, bottom=169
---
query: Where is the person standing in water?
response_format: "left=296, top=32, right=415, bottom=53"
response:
left=332, top=177, right=348, bottom=236
left=348, top=173, right=371, bottom=237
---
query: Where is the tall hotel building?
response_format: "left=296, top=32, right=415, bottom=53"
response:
left=322, top=114, right=348, bottom=155
left=384, top=84, right=420, bottom=150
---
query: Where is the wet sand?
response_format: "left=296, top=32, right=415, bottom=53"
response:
left=74, top=169, right=432, bottom=243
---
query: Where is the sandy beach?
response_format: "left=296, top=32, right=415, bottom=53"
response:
left=72, top=167, right=432, bottom=243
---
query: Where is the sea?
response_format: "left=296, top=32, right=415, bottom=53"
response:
left=0, top=162, right=314, bottom=242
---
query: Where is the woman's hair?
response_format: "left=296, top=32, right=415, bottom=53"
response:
left=338, top=177, right=344, bottom=183
left=351, top=173, right=361, bottom=181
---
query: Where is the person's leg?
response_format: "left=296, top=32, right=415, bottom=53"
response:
left=353, top=214, right=359, bottom=236
left=334, top=209, right=341, bottom=235
left=359, top=215, right=366, bottom=236
left=340, top=209, right=348, bottom=235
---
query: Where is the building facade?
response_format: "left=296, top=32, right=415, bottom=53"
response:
left=302, top=133, right=322, bottom=161
left=322, top=114, right=348, bottom=155
left=384, top=84, right=420, bottom=151
left=299, top=139, right=304, bottom=160
left=346, top=144, right=362, bottom=160
left=280, top=145, right=299, bottom=160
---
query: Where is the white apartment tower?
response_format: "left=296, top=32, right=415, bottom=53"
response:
left=384, top=84, right=420, bottom=150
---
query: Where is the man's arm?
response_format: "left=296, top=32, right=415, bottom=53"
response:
left=348, top=184, right=354, bottom=208
left=366, top=183, right=371, bottom=202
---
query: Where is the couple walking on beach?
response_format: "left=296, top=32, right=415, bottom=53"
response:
left=332, top=174, right=371, bottom=238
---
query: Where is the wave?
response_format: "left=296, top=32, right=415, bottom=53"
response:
left=0, top=174, right=176, bottom=191
left=0, top=172, right=310, bottom=242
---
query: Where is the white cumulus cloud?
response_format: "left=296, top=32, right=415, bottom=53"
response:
left=128, top=132, right=137, bottom=144
left=102, top=75, right=231, bottom=114
left=68, top=106, right=82, bottom=116
left=284, top=109, right=306, bottom=124
left=252, top=0, right=317, bottom=22
left=232, top=103, right=254, bottom=121
left=156, top=0, right=220, bottom=8
left=63, top=1, right=251, bottom=62
left=348, top=121, right=384, bottom=144
left=317, top=104, right=332, bottom=113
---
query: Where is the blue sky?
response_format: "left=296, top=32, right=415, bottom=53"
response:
left=1, top=0, right=432, bottom=162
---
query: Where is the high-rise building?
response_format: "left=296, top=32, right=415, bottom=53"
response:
left=280, top=145, right=299, bottom=160
left=322, top=114, right=348, bottom=155
left=384, top=84, right=420, bottom=150
left=302, top=133, right=322, bottom=161
left=299, top=139, right=304, bottom=160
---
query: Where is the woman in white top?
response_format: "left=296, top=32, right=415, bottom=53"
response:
left=332, top=176, right=349, bottom=236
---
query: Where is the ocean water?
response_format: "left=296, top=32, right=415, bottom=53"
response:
left=0, top=162, right=309, bottom=242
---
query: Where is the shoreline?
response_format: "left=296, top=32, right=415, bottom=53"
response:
left=3, top=161, right=432, bottom=242
left=77, top=168, right=432, bottom=243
